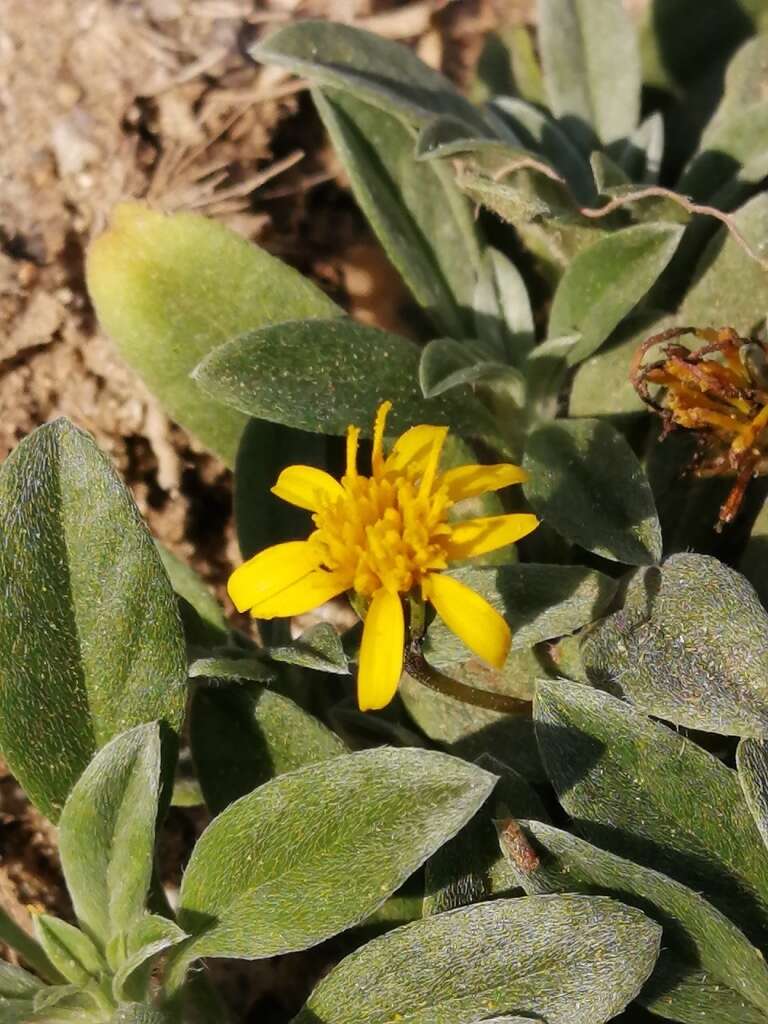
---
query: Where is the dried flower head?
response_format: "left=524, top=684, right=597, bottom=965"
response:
left=228, top=402, right=539, bottom=710
left=631, top=325, right=768, bottom=527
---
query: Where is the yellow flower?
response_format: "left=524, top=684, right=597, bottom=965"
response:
left=228, top=402, right=539, bottom=711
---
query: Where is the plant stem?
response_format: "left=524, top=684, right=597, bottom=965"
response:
left=403, top=646, right=528, bottom=714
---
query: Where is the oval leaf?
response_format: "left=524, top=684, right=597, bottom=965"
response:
left=500, top=819, right=768, bottom=1020
left=0, top=420, right=186, bottom=820
left=190, top=683, right=346, bottom=816
left=535, top=679, right=768, bottom=942
left=86, top=203, right=340, bottom=465
left=193, top=319, right=499, bottom=444
left=59, top=723, right=162, bottom=944
left=294, top=895, right=660, bottom=1024
left=177, top=747, right=496, bottom=958
left=582, top=555, right=768, bottom=736
left=549, top=223, right=684, bottom=366
left=523, top=418, right=662, bottom=565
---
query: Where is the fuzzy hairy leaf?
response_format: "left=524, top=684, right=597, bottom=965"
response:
left=535, top=679, right=768, bottom=943
left=112, top=915, right=188, bottom=1003
left=0, top=420, right=186, bottom=820
left=33, top=917, right=105, bottom=989
left=190, top=683, right=346, bottom=815
left=252, top=20, right=486, bottom=130
left=523, top=418, right=662, bottom=565
left=177, top=748, right=496, bottom=959
left=678, top=193, right=768, bottom=334
left=156, top=545, right=229, bottom=649
left=549, top=223, right=683, bottom=366
left=86, top=204, right=340, bottom=465
left=581, top=555, right=768, bottom=736
left=314, top=89, right=480, bottom=335
left=473, top=248, right=535, bottom=365
left=738, top=737, right=768, bottom=853
left=538, top=0, right=641, bottom=147
left=294, top=895, right=660, bottom=1024
left=500, top=819, right=768, bottom=1021
left=193, top=319, right=500, bottom=445
left=59, top=723, right=162, bottom=944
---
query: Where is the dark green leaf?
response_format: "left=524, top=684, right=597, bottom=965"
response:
left=473, top=248, right=535, bottom=365
left=177, top=748, right=496, bottom=958
left=535, top=679, right=768, bottom=942
left=538, top=0, right=641, bottom=147
left=294, top=895, right=660, bottom=1024
left=155, top=545, right=229, bottom=650
left=188, top=656, right=275, bottom=683
left=679, top=100, right=768, bottom=202
left=524, top=335, right=581, bottom=421
left=59, top=723, right=162, bottom=944
left=110, top=1006, right=173, bottom=1024
left=267, top=622, right=348, bottom=674
left=193, top=319, right=500, bottom=446
left=500, top=819, right=768, bottom=1021
left=523, top=418, right=662, bottom=564
left=424, top=754, right=547, bottom=915
left=548, top=223, right=683, bottom=366
left=190, top=682, right=346, bottom=816
left=582, top=555, right=768, bottom=736
left=399, top=675, right=546, bottom=783
left=252, top=20, right=486, bottom=130
left=0, top=420, right=186, bottom=820
left=678, top=193, right=768, bottom=334
left=314, top=90, right=480, bottom=336
left=738, top=737, right=768, bottom=852
left=617, top=113, right=664, bottom=184
left=86, top=203, right=340, bottom=465
left=418, top=338, right=524, bottom=401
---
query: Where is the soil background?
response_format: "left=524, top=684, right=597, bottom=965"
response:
left=0, top=0, right=527, bottom=1018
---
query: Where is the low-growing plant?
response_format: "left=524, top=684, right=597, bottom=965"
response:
left=5, top=2, right=768, bottom=1022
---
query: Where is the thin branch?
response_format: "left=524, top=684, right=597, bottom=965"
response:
left=404, top=647, right=528, bottom=714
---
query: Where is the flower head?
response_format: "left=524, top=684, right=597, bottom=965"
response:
left=228, top=402, right=538, bottom=710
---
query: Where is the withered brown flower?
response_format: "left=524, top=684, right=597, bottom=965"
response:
left=631, top=325, right=768, bottom=528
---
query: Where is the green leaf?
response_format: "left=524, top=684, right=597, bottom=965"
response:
left=190, top=682, right=346, bottom=816
left=155, top=545, right=229, bottom=650
left=0, top=964, right=43, bottom=999
left=267, top=622, right=349, bottom=674
left=524, top=335, right=581, bottom=421
left=251, top=20, right=486, bottom=130
left=0, top=420, right=186, bottom=820
left=523, top=418, right=662, bottom=565
left=30, top=986, right=102, bottom=1022
left=548, top=223, right=684, bottom=366
left=110, top=1006, right=173, bottom=1024
left=679, top=100, right=768, bottom=203
left=678, top=193, right=768, bottom=334
left=473, top=248, right=535, bottom=365
left=581, top=555, right=768, bottom=737
left=86, top=203, right=340, bottom=465
left=176, top=747, right=496, bottom=959
left=534, top=679, right=768, bottom=942
left=234, top=418, right=329, bottom=561
left=112, top=915, right=188, bottom=1003
left=58, top=723, right=162, bottom=944
left=424, top=754, right=548, bottom=915
left=0, top=912, right=62, bottom=985
left=538, top=0, right=641, bottom=147
left=314, top=89, right=480, bottom=336
left=738, top=737, right=768, bottom=852
left=418, top=338, right=524, bottom=401
left=500, top=819, right=768, bottom=1021
left=425, top=564, right=619, bottom=666
left=294, top=895, right=660, bottom=1024
left=399, top=675, right=546, bottom=783
left=193, top=319, right=500, bottom=445
left=490, top=96, right=595, bottom=204
left=617, top=112, right=664, bottom=184
left=188, top=656, right=275, bottom=683
left=33, top=917, right=105, bottom=989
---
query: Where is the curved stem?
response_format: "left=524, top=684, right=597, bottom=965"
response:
left=403, top=646, right=528, bottom=714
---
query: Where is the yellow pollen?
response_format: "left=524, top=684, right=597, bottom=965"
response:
left=311, top=470, right=453, bottom=598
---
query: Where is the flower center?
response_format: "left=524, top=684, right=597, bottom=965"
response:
left=310, top=472, right=453, bottom=597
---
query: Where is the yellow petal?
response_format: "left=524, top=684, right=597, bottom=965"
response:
left=440, top=463, right=528, bottom=502
left=424, top=573, right=511, bottom=668
left=271, top=465, right=344, bottom=511
left=445, top=513, right=539, bottom=560
left=250, top=569, right=347, bottom=619
left=372, top=400, right=392, bottom=478
left=357, top=588, right=405, bottom=711
left=227, top=541, right=322, bottom=613
left=385, top=424, right=447, bottom=474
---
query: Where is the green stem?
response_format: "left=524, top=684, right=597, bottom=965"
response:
left=403, top=646, right=528, bottom=714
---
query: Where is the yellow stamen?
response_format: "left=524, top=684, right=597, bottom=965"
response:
left=346, top=425, right=360, bottom=479
left=372, top=399, right=391, bottom=479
